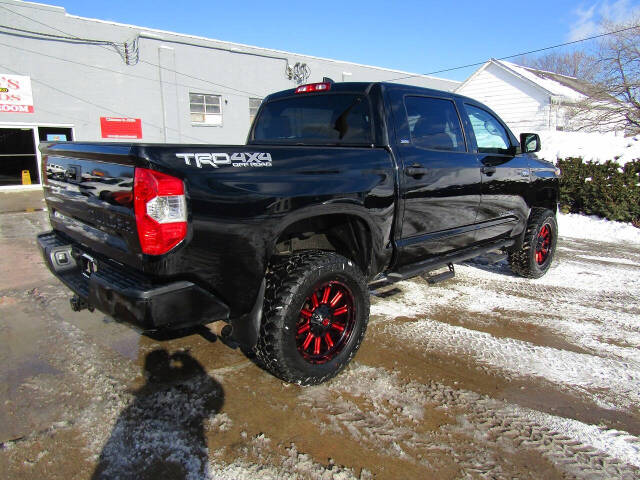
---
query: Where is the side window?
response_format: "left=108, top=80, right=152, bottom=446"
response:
left=465, top=104, right=511, bottom=153
left=404, top=96, right=466, bottom=152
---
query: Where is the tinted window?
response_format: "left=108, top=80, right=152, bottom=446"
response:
left=465, top=104, right=511, bottom=153
left=253, top=94, right=372, bottom=144
left=404, top=96, right=465, bottom=152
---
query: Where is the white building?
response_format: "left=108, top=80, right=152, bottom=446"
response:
left=0, top=0, right=459, bottom=191
left=456, top=58, right=618, bottom=136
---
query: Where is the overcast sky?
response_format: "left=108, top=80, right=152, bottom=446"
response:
left=33, top=0, right=640, bottom=81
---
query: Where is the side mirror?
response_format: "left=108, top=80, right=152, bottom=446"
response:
left=520, top=133, right=541, bottom=153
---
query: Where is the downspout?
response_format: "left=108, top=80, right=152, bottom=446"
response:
left=549, top=95, right=563, bottom=130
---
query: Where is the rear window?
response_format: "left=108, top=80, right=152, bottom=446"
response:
left=252, top=94, right=373, bottom=145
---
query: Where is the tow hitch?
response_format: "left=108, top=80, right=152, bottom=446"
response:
left=70, top=295, right=93, bottom=312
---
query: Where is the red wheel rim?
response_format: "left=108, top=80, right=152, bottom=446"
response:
left=295, top=281, right=356, bottom=364
left=535, top=222, right=552, bottom=266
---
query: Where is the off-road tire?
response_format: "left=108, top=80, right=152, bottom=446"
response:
left=253, top=250, right=369, bottom=385
left=508, top=208, right=558, bottom=278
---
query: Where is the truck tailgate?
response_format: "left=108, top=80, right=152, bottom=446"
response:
left=40, top=143, right=142, bottom=268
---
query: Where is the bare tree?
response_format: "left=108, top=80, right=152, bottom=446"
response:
left=518, top=51, right=600, bottom=82
left=587, top=19, right=640, bottom=134
left=518, top=19, right=640, bottom=135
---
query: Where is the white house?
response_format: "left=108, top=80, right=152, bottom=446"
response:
left=456, top=59, right=619, bottom=136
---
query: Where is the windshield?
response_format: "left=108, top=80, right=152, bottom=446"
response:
left=251, top=94, right=373, bottom=145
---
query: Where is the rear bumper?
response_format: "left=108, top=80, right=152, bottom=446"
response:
left=37, top=231, right=230, bottom=330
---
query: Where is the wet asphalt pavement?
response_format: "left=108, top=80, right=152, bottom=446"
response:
left=0, top=210, right=639, bottom=479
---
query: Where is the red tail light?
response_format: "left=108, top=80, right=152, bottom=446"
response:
left=134, top=168, right=187, bottom=255
left=295, top=82, right=331, bottom=94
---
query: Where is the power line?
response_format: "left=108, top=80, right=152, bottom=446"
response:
left=0, top=5, right=137, bottom=63
left=7, top=0, right=637, bottom=94
left=0, top=23, right=263, bottom=97
left=137, top=59, right=263, bottom=98
left=0, top=3, right=90, bottom=40
left=386, top=23, right=640, bottom=82
left=0, top=63, right=212, bottom=144
left=0, top=24, right=123, bottom=45
left=0, top=38, right=260, bottom=99
left=3, top=0, right=639, bottom=87
left=0, top=5, right=264, bottom=97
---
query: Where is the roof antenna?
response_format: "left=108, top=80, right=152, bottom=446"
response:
left=323, top=77, right=335, bottom=84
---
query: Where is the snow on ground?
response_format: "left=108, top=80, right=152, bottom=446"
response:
left=4, top=210, right=640, bottom=479
left=300, top=365, right=640, bottom=478
left=557, top=212, right=640, bottom=244
left=359, top=213, right=640, bottom=475
left=385, top=318, right=640, bottom=409
left=536, top=130, right=640, bottom=165
left=208, top=440, right=363, bottom=480
left=372, top=257, right=640, bottom=406
left=371, top=213, right=640, bottom=411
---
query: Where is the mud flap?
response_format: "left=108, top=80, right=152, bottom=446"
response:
left=228, top=278, right=266, bottom=349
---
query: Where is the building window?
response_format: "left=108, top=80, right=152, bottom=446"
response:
left=190, top=93, right=222, bottom=125
left=249, top=98, right=262, bottom=124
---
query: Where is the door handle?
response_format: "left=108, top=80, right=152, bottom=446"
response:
left=405, top=165, right=428, bottom=177
left=481, top=166, right=496, bottom=176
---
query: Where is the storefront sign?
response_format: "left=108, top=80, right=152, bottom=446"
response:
left=100, top=117, right=142, bottom=139
left=0, top=74, right=34, bottom=113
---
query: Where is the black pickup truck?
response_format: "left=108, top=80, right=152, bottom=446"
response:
left=38, top=81, right=559, bottom=385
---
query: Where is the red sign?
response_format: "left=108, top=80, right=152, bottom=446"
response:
left=0, top=105, right=33, bottom=113
left=0, top=74, right=34, bottom=114
left=100, top=117, right=142, bottom=139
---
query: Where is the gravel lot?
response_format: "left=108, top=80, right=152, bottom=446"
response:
left=1, top=210, right=639, bottom=479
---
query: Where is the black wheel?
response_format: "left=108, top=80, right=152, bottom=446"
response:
left=508, top=208, right=558, bottom=279
left=253, top=251, right=369, bottom=385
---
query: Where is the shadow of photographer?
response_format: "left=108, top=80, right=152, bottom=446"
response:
left=92, top=348, right=224, bottom=479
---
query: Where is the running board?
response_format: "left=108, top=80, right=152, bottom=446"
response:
left=424, top=263, right=455, bottom=285
left=373, top=238, right=514, bottom=286
left=484, top=252, right=507, bottom=264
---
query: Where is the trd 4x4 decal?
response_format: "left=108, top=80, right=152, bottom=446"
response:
left=176, top=152, right=272, bottom=168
